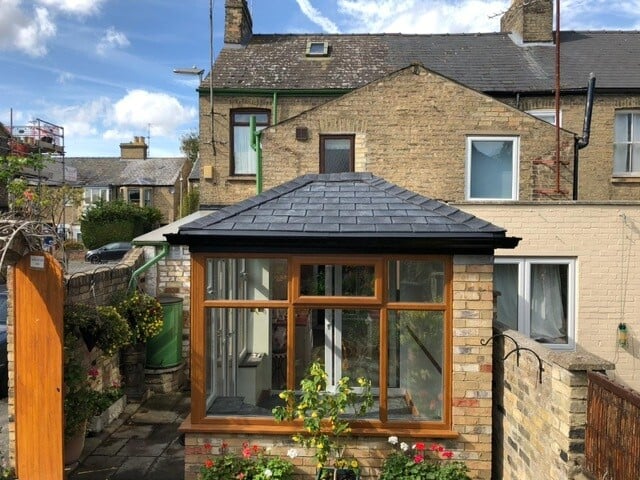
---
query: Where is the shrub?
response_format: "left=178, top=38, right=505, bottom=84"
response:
left=200, top=442, right=294, bottom=480
left=115, top=290, right=164, bottom=344
left=64, top=303, right=132, bottom=355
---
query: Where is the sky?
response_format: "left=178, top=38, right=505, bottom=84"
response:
left=1, top=0, right=639, bottom=158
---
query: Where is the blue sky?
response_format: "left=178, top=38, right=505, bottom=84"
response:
left=1, top=0, right=639, bottom=158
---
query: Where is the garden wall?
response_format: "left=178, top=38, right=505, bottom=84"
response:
left=491, top=324, right=614, bottom=479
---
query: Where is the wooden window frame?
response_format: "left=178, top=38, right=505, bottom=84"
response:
left=186, top=253, right=455, bottom=438
left=229, top=108, right=270, bottom=177
left=319, top=134, right=355, bottom=173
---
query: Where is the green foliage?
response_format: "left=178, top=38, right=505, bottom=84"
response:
left=200, top=442, right=294, bottom=480
left=272, top=361, right=373, bottom=468
left=80, top=200, right=162, bottom=249
left=380, top=438, right=470, bottom=480
left=63, top=334, right=97, bottom=439
left=0, top=452, right=14, bottom=480
left=179, top=131, right=199, bottom=163
left=64, top=303, right=132, bottom=356
left=63, top=239, right=85, bottom=250
left=182, top=186, right=199, bottom=216
left=115, top=290, right=164, bottom=344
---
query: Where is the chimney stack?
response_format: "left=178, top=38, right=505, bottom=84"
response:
left=120, top=136, right=148, bottom=160
left=225, top=0, right=253, bottom=45
left=501, top=0, right=553, bottom=43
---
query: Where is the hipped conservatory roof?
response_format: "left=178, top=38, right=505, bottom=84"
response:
left=165, top=173, right=520, bottom=254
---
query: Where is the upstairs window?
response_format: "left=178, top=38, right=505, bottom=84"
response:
left=466, top=136, right=519, bottom=201
left=306, top=41, right=329, bottom=57
left=613, top=111, right=640, bottom=175
left=320, top=135, right=354, bottom=173
left=527, top=109, right=561, bottom=126
left=231, top=109, right=270, bottom=176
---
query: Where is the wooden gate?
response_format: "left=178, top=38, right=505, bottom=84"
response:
left=14, top=253, right=64, bottom=479
left=585, top=371, right=640, bottom=479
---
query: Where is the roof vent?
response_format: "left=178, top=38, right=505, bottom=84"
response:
left=306, top=41, right=329, bottom=57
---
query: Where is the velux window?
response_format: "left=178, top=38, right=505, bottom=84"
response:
left=613, top=111, right=640, bottom=175
left=195, top=255, right=452, bottom=432
left=494, top=257, right=575, bottom=348
left=466, top=136, right=519, bottom=200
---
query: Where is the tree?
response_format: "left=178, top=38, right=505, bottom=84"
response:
left=180, top=131, right=199, bottom=163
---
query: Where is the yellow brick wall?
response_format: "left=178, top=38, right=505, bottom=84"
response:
left=457, top=203, right=640, bottom=392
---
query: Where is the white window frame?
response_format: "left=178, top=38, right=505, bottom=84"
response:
left=83, top=187, right=110, bottom=210
left=613, top=110, right=640, bottom=176
left=466, top=136, right=519, bottom=201
left=495, top=257, right=576, bottom=349
left=526, top=109, right=562, bottom=126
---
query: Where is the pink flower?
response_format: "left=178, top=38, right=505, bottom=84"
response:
left=88, top=367, right=99, bottom=379
left=442, top=450, right=454, bottom=459
left=204, top=442, right=212, bottom=453
left=430, top=443, right=440, bottom=452
left=242, top=447, right=251, bottom=458
left=237, top=473, right=245, bottom=479
left=414, top=454, right=424, bottom=464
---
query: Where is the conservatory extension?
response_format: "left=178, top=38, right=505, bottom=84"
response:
left=167, top=173, right=519, bottom=478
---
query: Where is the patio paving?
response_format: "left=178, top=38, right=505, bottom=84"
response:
left=67, top=391, right=189, bottom=480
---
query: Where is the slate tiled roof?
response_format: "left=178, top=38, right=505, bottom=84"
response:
left=169, top=173, right=519, bottom=253
left=64, top=157, right=185, bottom=186
left=210, top=31, right=640, bottom=93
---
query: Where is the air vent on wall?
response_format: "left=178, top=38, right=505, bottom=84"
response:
left=296, top=127, right=310, bottom=141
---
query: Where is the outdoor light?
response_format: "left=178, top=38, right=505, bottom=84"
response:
left=173, top=67, right=204, bottom=82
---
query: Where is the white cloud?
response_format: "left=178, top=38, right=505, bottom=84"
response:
left=295, top=0, right=340, bottom=33
left=96, top=27, right=130, bottom=55
left=110, top=90, right=196, bottom=137
left=0, top=1, right=56, bottom=56
left=49, top=97, right=111, bottom=137
left=37, top=0, right=105, bottom=16
left=57, top=71, right=74, bottom=84
left=330, top=0, right=640, bottom=33
left=336, top=0, right=509, bottom=33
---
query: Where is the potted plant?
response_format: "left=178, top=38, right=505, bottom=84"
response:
left=380, top=436, right=470, bottom=480
left=63, top=333, right=98, bottom=465
left=272, top=362, right=373, bottom=480
left=87, top=384, right=126, bottom=434
left=115, top=289, right=164, bottom=397
left=64, top=303, right=132, bottom=355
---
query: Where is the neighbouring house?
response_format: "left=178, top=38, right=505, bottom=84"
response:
left=150, top=0, right=640, bottom=478
left=63, top=137, right=191, bottom=240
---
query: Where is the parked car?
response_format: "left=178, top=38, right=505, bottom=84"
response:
left=0, top=284, right=8, bottom=398
left=84, top=242, right=132, bottom=264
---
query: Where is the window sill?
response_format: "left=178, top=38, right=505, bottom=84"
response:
left=228, top=175, right=256, bottom=183
left=611, top=175, right=640, bottom=183
left=179, top=415, right=459, bottom=439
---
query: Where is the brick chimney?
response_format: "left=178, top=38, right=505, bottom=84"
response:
left=501, top=0, right=553, bottom=43
left=225, top=0, right=253, bottom=45
left=120, top=136, right=148, bottom=160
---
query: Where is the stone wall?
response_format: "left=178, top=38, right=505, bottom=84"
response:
left=183, top=254, right=495, bottom=480
left=491, top=324, right=613, bottom=479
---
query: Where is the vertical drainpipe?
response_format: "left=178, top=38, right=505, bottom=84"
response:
left=250, top=115, right=263, bottom=194
left=272, top=92, right=278, bottom=125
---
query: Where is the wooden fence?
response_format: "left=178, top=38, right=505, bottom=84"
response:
left=585, top=371, right=640, bottom=479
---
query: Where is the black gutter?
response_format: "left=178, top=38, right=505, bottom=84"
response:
left=574, top=74, right=596, bottom=200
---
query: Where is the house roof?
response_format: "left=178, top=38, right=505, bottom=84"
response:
left=210, top=31, right=640, bottom=93
left=64, top=157, right=186, bottom=187
left=166, top=172, right=520, bottom=254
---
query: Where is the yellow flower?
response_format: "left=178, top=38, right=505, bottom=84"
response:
left=350, top=460, right=359, bottom=468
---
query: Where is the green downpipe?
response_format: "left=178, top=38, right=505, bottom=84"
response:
left=249, top=116, right=263, bottom=194
left=128, top=243, right=169, bottom=293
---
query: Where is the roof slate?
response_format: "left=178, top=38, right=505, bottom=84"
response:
left=64, top=157, right=185, bottom=186
left=210, top=31, right=640, bottom=93
left=177, top=172, right=508, bottom=237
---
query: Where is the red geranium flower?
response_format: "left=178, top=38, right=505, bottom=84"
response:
left=204, top=459, right=214, bottom=468
left=442, top=450, right=454, bottom=459
left=415, top=442, right=426, bottom=451
left=414, top=454, right=424, bottom=464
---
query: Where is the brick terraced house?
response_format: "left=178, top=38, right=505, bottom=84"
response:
left=169, top=0, right=640, bottom=478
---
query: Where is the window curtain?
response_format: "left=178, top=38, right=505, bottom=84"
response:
left=530, top=265, right=564, bottom=340
left=470, top=140, right=513, bottom=199
left=494, top=264, right=518, bottom=330
left=234, top=125, right=256, bottom=174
